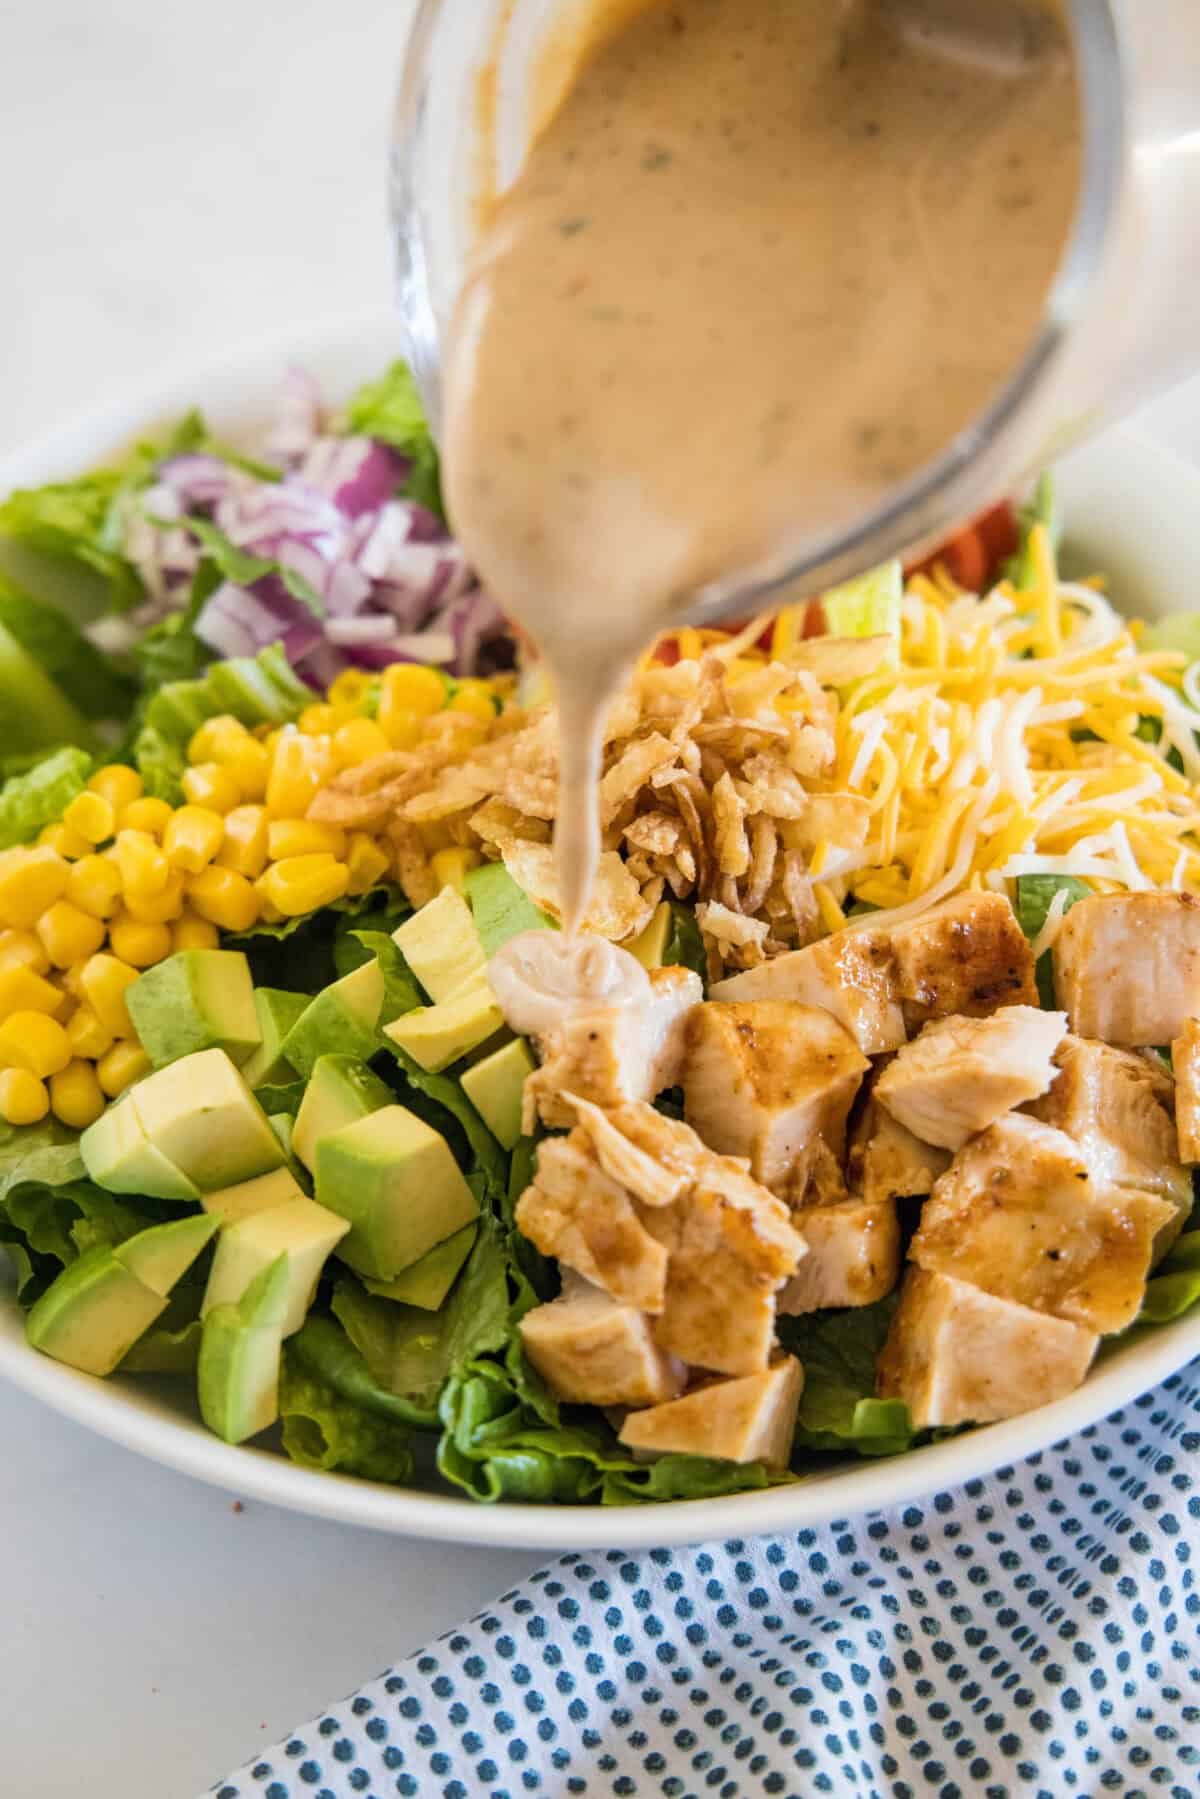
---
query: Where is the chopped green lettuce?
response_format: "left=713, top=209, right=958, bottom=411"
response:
left=290, top=1311, right=436, bottom=1429
left=0, top=411, right=207, bottom=610
left=279, top=1351, right=413, bottom=1482
left=0, top=746, right=93, bottom=849
left=778, top=1295, right=913, bottom=1457
left=1013, top=873, right=1090, bottom=1007
left=821, top=559, right=902, bottom=653
left=1141, top=1231, right=1200, bottom=1323
left=169, top=516, right=324, bottom=619
left=1142, top=613, right=1200, bottom=661
left=130, top=641, right=310, bottom=802
left=663, top=901, right=707, bottom=983
left=345, top=360, right=442, bottom=517
left=0, top=576, right=133, bottom=722
left=122, top=1316, right=204, bottom=1374
left=0, top=1124, right=159, bottom=1304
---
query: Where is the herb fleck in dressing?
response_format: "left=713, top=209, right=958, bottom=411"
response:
left=444, top=0, right=1080, bottom=956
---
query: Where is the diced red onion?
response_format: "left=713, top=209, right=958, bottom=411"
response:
left=158, top=455, right=245, bottom=511
left=264, top=367, right=324, bottom=467
left=298, top=436, right=406, bottom=519
left=195, top=582, right=284, bottom=658
left=324, top=558, right=374, bottom=616
left=325, top=615, right=402, bottom=647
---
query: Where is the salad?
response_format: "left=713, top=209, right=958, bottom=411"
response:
left=0, top=367, right=1197, bottom=1509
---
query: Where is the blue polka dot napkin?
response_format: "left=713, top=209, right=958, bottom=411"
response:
left=208, top=1365, right=1200, bottom=1799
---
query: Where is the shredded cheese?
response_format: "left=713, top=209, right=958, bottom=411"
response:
left=790, top=534, right=1196, bottom=926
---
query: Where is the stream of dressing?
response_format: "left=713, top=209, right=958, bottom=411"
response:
left=443, top=0, right=1081, bottom=1008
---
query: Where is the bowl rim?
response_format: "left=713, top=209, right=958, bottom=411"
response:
left=1, top=309, right=1197, bottom=1551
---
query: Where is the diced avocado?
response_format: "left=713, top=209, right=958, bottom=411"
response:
left=114, top=1213, right=220, bottom=1297
left=460, top=1038, right=534, bottom=1151
left=198, top=1254, right=289, bottom=1444
left=126, top=949, right=261, bottom=1069
left=202, top=1166, right=307, bottom=1223
left=79, top=1096, right=201, bottom=1203
left=281, top=958, right=385, bottom=1079
left=464, top=861, right=556, bottom=956
left=626, top=901, right=672, bottom=971
left=314, top=1104, right=480, bottom=1280
left=202, top=1196, right=350, bottom=1336
left=268, top=1113, right=298, bottom=1162
left=393, top=886, right=488, bottom=1002
left=292, top=1054, right=393, bottom=1172
left=26, top=1247, right=166, bottom=1375
left=384, top=979, right=504, bottom=1073
left=364, top=1222, right=477, bottom=1311
left=240, top=988, right=309, bottom=1089
left=127, top=1048, right=285, bottom=1192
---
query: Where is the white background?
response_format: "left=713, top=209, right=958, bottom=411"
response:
left=1, top=4, right=1199, bottom=1796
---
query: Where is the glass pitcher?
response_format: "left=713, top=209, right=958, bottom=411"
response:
left=390, top=0, right=1200, bottom=615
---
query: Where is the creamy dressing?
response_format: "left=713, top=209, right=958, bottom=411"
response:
left=445, top=0, right=1081, bottom=985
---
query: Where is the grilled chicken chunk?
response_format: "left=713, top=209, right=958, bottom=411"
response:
left=1173, top=1018, right=1200, bottom=1164
left=777, top=1197, right=900, bottom=1313
left=524, top=965, right=701, bottom=1130
left=1053, top=891, right=1200, bottom=1047
left=618, top=1356, right=804, bottom=1466
left=1028, top=1034, right=1191, bottom=1252
left=681, top=1001, right=868, bottom=1192
left=887, top=891, right=1038, bottom=1029
left=520, top=1275, right=685, bottom=1407
left=515, top=1134, right=669, bottom=1312
left=910, top=1113, right=1175, bottom=1333
left=644, top=1166, right=806, bottom=1375
left=848, top=1097, right=950, bottom=1205
left=564, top=1094, right=689, bottom=1207
left=877, top=1267, right=1097, bottom=1429
left=709, top=931, right=905, bottom=1055
left=874, top=1006, right=1066, bottom=1150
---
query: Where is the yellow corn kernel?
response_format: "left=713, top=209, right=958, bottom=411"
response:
left=108, top=913, right=172, bottom=969
left=0, top=963, right=66, bottom=1021
left=113, top=829, right=170, bottom=900
left=163, top=805, right=225, bottom=874
left=38, top=822, right=92, bottom=860
left=0, top=1068, right=49, bottom=1126
left=66, top=1004, right=114, bottom=1061
left=117, top=796, right=175, bottom=838
left=265, top=730, right=333, bottom=819
left=332, top=716, right=391, bottom=769
left=181, top=762, right=243, bottom=815
left=345, top=834, right=392, bottom=896
left=50, top=1058, right=106, bottom=1129
left=36, top=901, right=107, bottom=970
left=448, top=680, right=498, bottom=723
left=0, top=1011, right=72, bottom=1078
left=189, top=714, right=250, bottom=764
left=267, top=818, right=347, bottom=861
left=430, top=847, right=481, bottom=895
left=87, top=764, right=143, bottom=813
left=382, top=663, right=446, bottom=717
left=0, top=930, right=50, bottom=976
left=300, top=703, right=339, bottom=736
left=66, top=853, right=123, bottom=920
left=171, top=912, right=220, bottom=952
left=79, top=953, right=139, bottom=1037
left=377, top=701, right=420, bottom=750
left=124, top=872, right=186, bottom=925
left=257, top=854, right=350, bottom=918
left=59, top=963, right=87, bottom=1002
left=216, top=805, right=269, bottom=879
left=187, top=867, right=261, bottom=933
left=222, top=736, right=270, bottom=802
left=328, top=669, right=374, bottom=713
left=63, top=790, right=115, bottom=845
left=96, top=1040, right=151, bottom=1099
left=0, top=847, right=69, bottom=930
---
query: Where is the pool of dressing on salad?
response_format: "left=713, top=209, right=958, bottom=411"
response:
left=443, top=0, right=1081, bottom=1011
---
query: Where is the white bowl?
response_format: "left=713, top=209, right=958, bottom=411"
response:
left=0, top=312, right=1197, bottom=1551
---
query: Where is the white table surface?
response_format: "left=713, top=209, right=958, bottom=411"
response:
left=1, top=5, right=1199, bottom=1796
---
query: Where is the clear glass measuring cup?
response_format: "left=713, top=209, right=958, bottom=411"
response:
left=390, top=0, right=1200, bottom=617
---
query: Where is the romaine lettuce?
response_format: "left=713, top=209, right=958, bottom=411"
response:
left=345, top=361, right=442, bottom=517
left=0, top=746, right=93, bottom=850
